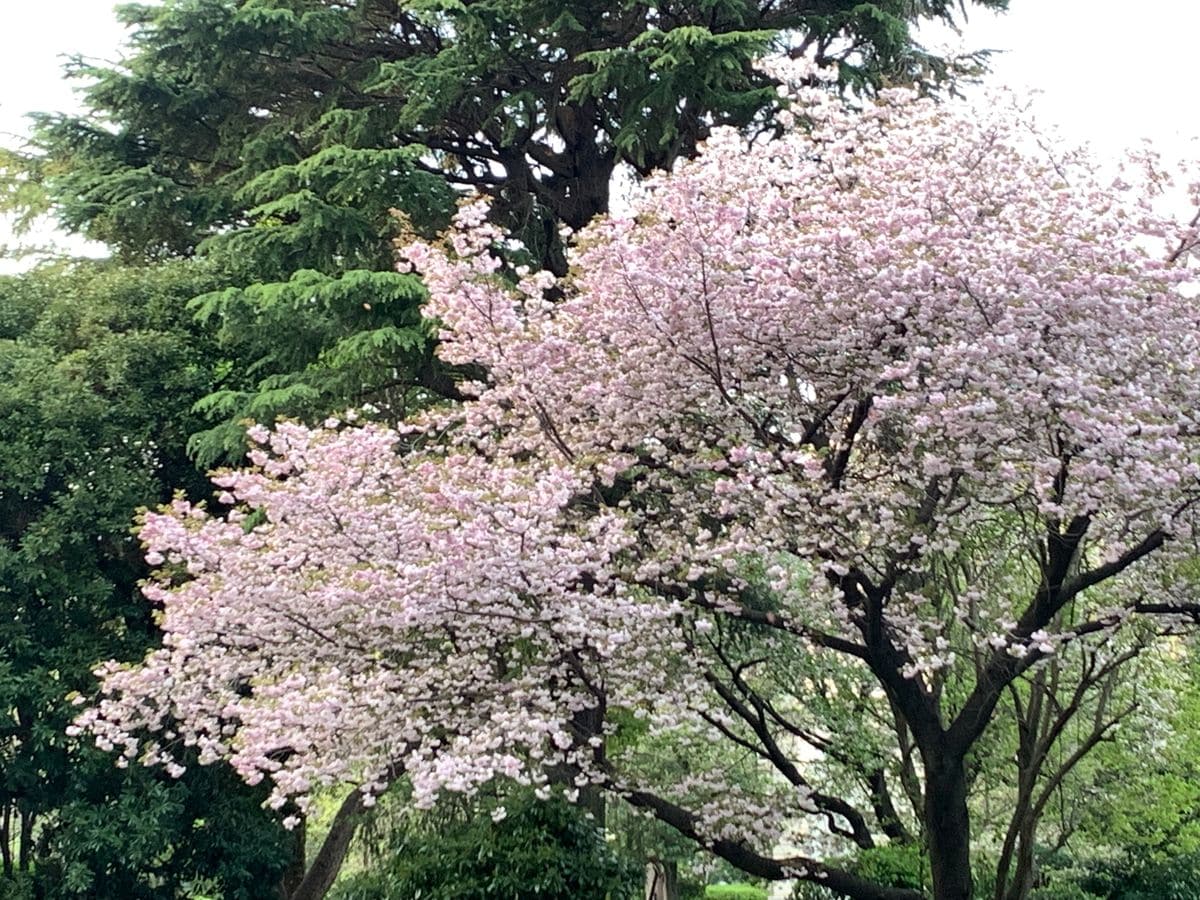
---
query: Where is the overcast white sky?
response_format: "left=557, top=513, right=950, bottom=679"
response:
left=0, top=1, right=129, bottom=269
left=0, top=3, right=129, bottom=147
left=0, top=1, right=1197, bottom=269
left=923, top=2, right=1200, bottom=160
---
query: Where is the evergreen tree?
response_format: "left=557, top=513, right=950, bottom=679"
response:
left=7, top=0, right=1006, bottom=459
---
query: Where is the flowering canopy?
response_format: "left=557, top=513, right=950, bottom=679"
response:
left=77, top=80, right=1200, bottom=897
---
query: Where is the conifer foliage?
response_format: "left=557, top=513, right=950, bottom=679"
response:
left=12, top=0, right=1006, bottom=460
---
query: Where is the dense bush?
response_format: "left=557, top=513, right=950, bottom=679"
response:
left=1033, top=851, right=1200, bottom=900
left=328, top=791, right=637, bottom=900
left=847, top=845, right=927, bottom=892
left=791, top=844, right=928, bottom=899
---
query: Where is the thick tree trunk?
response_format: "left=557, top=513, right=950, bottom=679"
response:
left=925, top=757, right=973, bottom=900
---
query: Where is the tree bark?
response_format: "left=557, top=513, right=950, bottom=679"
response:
left=17, top=809, right=31, bottom=874
left=866, top=768, right=914, bottom=845
left=925, top=755, right=973, bottom=900
left=1004, top=817, right=1036, bottom=900
left=645, top=859, right=679, bottom=900
left=279, top=815, right=306, bottom=900
left=287, top=790, right=366, bottom=900
left=1, top=804, right=12, bottom=877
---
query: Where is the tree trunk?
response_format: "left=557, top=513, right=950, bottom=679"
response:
left=1, top=804, right=13, bottom=877
left=925, top=756, right=973, bottom=900
left=1004, top=817, right=1037, bottom=900
left=279, top=815, right=306, bottom=900
left=546, top=683, right=606, bottom=821
left=575, top=700, right=606, bottom=822
left=287, top=790, right=366, bottom=900
left=995, top=765, right=1036, bottom=900
left=17, top=809, right=31, bottom=873
left=645, top=859, right=679, bottom=900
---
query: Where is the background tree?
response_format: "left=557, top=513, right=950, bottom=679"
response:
left=0, top=260, right=293, bottom=897
left=4, top=0, right=1006, bottom=460
left=999, top=644, right=1200, bottom=899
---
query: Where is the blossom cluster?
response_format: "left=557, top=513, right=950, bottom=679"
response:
left=79, top=82, right=1200, bottom=853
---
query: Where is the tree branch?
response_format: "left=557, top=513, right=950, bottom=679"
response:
left=616, top=785, right=923, bottom=900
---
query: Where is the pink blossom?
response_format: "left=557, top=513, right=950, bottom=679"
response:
left=80, top=85, right=1200, bottom=876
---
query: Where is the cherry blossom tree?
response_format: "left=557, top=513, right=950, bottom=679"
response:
left=75, top=76, right=1200, bottom=900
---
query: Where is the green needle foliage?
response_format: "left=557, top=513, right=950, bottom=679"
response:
left=28, top=0, right=1006, bottom=263
left=187, top=266, right=438, bottom=464
left=5, top=0, right=1005, bottom=457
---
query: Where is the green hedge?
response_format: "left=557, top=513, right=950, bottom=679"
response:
left=705, top=884, right=769, bottom=900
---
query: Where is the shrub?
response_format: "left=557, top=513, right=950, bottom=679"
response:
left=328, top=792, right=638, bottom=900
left=0, top=876, right=33, bottom=900
left=705, top=884, right=769, bottom=900
left=850, top=845, right=927, bottom=891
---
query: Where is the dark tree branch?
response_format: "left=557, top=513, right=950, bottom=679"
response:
left=704, top=648, right=876, bottom=849
left=866, top=768, right=915, bottom=845
left=651, top=580, right=872, bottom=660
left=617, top=785, right=923, bottom=900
